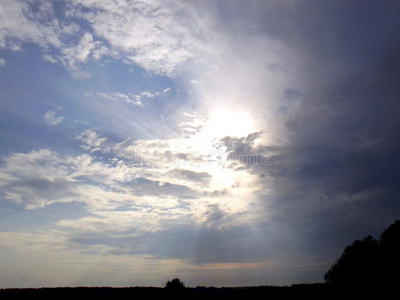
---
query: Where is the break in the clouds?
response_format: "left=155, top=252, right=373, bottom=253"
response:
left=0, top=0, right=400, bottom=288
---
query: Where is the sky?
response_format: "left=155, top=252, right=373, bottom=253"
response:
left=0, top=0, right=400, bottom=288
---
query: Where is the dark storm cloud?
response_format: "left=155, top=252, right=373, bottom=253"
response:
left=219, top=0, right=400, bottom=256
left=219, top=132, right=280, bottom=171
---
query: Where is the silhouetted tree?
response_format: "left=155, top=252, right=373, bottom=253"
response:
left=380, top=220, right=400, bottom=252
left=379, top=220, right=400, bottom=286
left=325, top=220, right=400, bottom=288
left=324, top=235, right=379, bottom=286
left=165, top=278, right=186, bottom=290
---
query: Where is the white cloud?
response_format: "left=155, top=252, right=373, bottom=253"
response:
left=0, top=57, right=5, bottom=66
left=0, top=1, right=80, bottom=51
left=0, top=148, right=135, bottom=210
left=92, top=45, right=108, bottom=60
left=9, top=44, right=22, bottom=51
left=0, top=1, right=214, bottom=77
left=95, top=89, right=169, bottom=107
left=0, top=0, right=63, bottom=49
left=42, top=54, right=57, bottom=63
left=44, top=109, right=64, bottom=125
left=96, top=92, right=144, bottom=107
left=0, top=1, right=101, bottom=76
left=77, top=129, right=108, bottom=152
left=0, top=122, right=263, bottom=226
left=0, top=149, right=75, bottom=209
left=138, top=91, right=156, bottom=99
left=60, top=32, right=102, bottom=72
left=74, top=119, right=90, bottom=125
left=70, top=69, right=92, bottom=79
left=67, top=0, right=213, bottom=76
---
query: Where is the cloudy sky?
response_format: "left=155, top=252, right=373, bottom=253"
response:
left=1, top=0, right=400, bottom=288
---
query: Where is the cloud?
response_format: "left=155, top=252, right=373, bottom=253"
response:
left=0, top=148, right=134, bottom=210
left=0, top=149, right=76, bottom=209
left=0, top=1, right=212, bottom=77
left=0, top=123, right=264, bottom=235
left=0, top=0, right=64, bottom=49
left=97, top=92, right=146, bottom=107
left=62, top=32, right=95, bottom=62
left=95, top=88, right=170, bottom=107
left=44, top=109, right=64, bottom=125
left=60, top=32, right=105, bottom=73
left=163, top=87, right=172, bottom=94
left=42, top=54, right=57, bottom=63
left=205, top=0, right=400, bottom=250
left=168, top=169, right=212, bottom=184
left=77, top=129, right=108, bottom=152
left=0, top=1, right=98, bottom=77
left=66, top=0, right=212, bottom=76
left=0, top=57, right=5, bottom=66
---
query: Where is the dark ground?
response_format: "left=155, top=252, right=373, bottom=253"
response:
left=0, top=284, right=353, bottom=297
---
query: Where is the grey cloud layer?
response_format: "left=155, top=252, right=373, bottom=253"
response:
left=219, top=0, right=400, bottom=250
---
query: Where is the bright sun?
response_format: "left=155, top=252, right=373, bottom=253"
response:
left=183, top=108, right=260, bottom=200
left=203, top=108, right=256, bottom=139
left=188, top=108, right=258, bottom=156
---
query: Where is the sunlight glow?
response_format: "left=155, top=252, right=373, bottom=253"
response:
left=171, top=107, right=263, bottom=213
left=204, top=108, right=256, bottom=139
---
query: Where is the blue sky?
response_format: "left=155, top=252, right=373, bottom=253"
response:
left=1, top=0, right=400, bottom=288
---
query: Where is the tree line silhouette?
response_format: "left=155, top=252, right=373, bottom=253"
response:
left=324, top=220, right=400, bottom=288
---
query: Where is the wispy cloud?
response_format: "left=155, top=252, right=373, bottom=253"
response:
left=95, top=88, right=172, bottom=107
left=44, top=109, right=64, bottom=126
left=42, top=54, right=57, bottom=63
left=66, top=0, right=212, bottom=76
left=0, top=1, right=96, bottom=77
left=0, top=1, right=212, bottom=77
left=0, top=0, right=65, bottom=49
left=77, top=129, right=108, bottom=152
left=96, top=92, right=144, bottom=107
left=60, top=32, right=107, bottom=78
